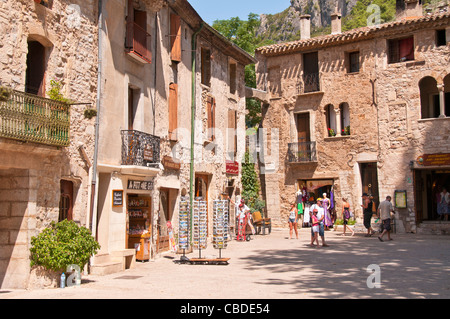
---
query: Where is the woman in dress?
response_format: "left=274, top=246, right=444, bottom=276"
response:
left=322, top=193, right=332, bottom=230
left=288, top=203, right=298, bottom=239
left=342, top=198, right=355, bottom=236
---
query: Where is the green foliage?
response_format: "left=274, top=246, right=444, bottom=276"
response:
left=30, top=220, right=100, bottom=272
left=0, top=86, right=11, bottom=102
left=241, top=151, right=262, bottom=212
left=342, top=0, right=396, bottom=32
left=46, top=80, right=72, bottom=104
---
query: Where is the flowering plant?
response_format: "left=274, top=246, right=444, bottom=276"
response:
left=328, top=128, right=336, bottom=137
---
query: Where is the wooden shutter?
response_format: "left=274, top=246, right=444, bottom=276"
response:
left=207, top=97, right=215, bottom=141
left=125, top=0, right=134, bottom=49
left=170, top=14, right=181, bottom=62
left=169, top=83, right=178, bottom=140
left=228, top=109, right=237, bottom=156
left=201, top=48, right=211, bottom=86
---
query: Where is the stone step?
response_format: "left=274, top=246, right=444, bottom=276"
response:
left=90, top=262, right=123, bottom=276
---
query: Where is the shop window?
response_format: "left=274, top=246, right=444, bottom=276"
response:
left=347, top=51, right=360, bottom=73
left=168, top=83, right=178, bottom=140
left=436, top=29, right=447, bottom=47
left=25, top=40, right=47, bottom=97
left=388, top=36, right=414, bottom=64
left=201, top=47, right=211, bottom=86
left=59, top=180, right=73, bottom=222
left=170, top=13, right=181, bottom=62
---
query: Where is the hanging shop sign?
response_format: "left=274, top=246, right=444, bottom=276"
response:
left=127, top=180, right=154, bottom=191
left=226, top=161, right=239, bottom=175
left=416, top=153, right=450, bottom=167
left=163, top=156, right=181, bottom=170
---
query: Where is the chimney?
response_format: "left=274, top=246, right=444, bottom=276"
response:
left=300, top=14, right=311, bottom=40
left=396, top=0, right=423, bottom=20
left=331, top=12, right=342, bottom=34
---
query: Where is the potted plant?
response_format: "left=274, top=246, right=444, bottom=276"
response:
left=0, top=86, right=11, bottom=102
left=328, top=128, right=336, bottom=137
left=29, top=220, right=100, bottom=287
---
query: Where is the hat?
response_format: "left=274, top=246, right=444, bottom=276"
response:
left=317, top=198, right=323, bottom=202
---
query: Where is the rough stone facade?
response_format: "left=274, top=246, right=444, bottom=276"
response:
left=256, top=6, right=450, bottom=232
left=0, top=0, right=98, bottom=289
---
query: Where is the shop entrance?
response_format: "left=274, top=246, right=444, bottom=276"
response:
left=360, top=162, right=380, bottom=209
left=157, top=188, right=177, bottom=253
left=414, top=170, right=450, bottom=222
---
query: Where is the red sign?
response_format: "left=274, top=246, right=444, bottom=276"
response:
left=226, top=161, right=239, bottom=175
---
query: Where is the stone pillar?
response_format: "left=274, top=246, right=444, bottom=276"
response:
left=438, top=84, right=446, bottom=118
left=336, top=108, right=342, bottom=137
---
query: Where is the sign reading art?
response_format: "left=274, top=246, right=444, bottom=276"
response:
left=417, top=153, right=450, bottom=167
left=127, top=180, right=154, bottom=191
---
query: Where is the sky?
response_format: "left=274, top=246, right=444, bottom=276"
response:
left=188, top=0, right=291, bottom=25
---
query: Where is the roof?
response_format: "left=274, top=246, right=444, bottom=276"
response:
left=256, top=12, right=450, bottom=57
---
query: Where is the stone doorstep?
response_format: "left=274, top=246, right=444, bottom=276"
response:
left=89, top=261, right=123, bottom=276
left=90, top=250, right=136, bottom=276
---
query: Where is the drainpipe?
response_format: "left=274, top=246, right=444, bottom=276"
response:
left=190, top=23, right=203, bottom=245
left=90, top=0, right=103, bottom=238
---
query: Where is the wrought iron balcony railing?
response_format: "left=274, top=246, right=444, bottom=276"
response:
left=121, top=130, right=160, bottom=167
left=0, top=89, right=70, bottom=147
left=126, top=22, right=152, bottom=64
left=299, top=73, right=321, bottom=94
left=288, top=142, right=317, bottom=163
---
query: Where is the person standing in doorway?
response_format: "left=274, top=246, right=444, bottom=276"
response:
left=362, top=193, right=375, bottom=237
left=288, top=203, right=298, bottom=239
left=322, top=193, right=332, bottom=230
left=438, top=187, right=449, bottom=221
left=377, top=196, right=395, bottom=242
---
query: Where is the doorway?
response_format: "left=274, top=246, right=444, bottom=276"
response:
left=158, top=188, right=176, bottom=252
left=360, top=162, right=380, bottom=209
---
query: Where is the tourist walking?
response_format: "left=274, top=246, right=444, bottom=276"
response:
left=311, top=209, right=320, bottom=248
left=288, top=203, right=298, bottom=239
left=309, top=199, right=329, bottom=247
left=322, top=193, right=332, bottom=230
left=438, top=187, right=449, bottom=221
left=377, top=196, right=395, bottom=242
left=342, top=198, right=355, bottom=236
left=362, top=193, right=375, bottom=237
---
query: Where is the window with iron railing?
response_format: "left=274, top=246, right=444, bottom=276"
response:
left=125, top=2, right=151, bottom=64
left=288, top=142, right=317, bottom=163
left=121, top=130, right=161, bottom=167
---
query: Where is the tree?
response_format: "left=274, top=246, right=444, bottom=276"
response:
left=241, top=151, right=262, bottom=212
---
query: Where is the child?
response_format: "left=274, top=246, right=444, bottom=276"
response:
left=311, top=209, right=320, bottom=248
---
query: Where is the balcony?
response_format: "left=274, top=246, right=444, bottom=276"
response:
left=0, top=89, right=70, bottom=147
left=126, top=22, right=152, bottom=64
left=121, top=130, right=160, bottom=168
left=288, top=142, right=317, bottom=163
left=298, top=73, right=321, bottom=94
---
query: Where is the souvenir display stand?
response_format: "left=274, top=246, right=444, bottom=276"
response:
left=127, top=195, right=151, bottom=261
left=213, top=200, right=228, bottom=259
left=193, top=199, right=207, bottom=257
left=178, top=196, right=190, bottom=257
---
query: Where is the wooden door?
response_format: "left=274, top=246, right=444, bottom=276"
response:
left=158, top=189, right=170, bottom=252
left=296, top=113, right=310, bottom=143
left=59, top=180, right=73, bottom=221
left=168, top=83, right=178, bottom=140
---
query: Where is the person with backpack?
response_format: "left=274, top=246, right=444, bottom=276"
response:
left=342, top=198, right=355, bottom=236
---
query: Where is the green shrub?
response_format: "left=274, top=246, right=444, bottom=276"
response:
left=30, top=220, right=100, bottom=272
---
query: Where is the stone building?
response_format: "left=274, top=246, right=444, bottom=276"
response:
left=255, top=0, right=450, bottom=233
left=0, top=0, right=99, bottom=289
left=91, top=0, right=254, bottom=274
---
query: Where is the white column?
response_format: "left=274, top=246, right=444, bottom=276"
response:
left=438, top=84, right=446, bottom=118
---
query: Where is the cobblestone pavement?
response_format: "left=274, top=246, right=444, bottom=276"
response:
left=1, top=228, right=450, bottom=300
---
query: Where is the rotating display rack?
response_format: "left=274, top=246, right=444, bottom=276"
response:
left=193, top=199, right=207, bottom=255
left=178, top=197, right=190, bottom=253
left=213, top=200, right=229, bottom=257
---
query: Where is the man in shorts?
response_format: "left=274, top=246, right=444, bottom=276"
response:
left=377, top=196, right=395, bottom=242
left=309, top=199, right=329, bottom=247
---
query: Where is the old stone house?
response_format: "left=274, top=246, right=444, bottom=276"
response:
left=91, top=0, right=254, bottom=275
left=0, top=0, right=99, bottom=289
left=255, top=0, right=450, bottom=234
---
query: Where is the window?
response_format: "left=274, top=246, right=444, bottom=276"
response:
left=227, top=109, right=237, bottom=159
left=388, top=36, right=414, bottom=64
left=347, top=51, right=360, bottom=73
left=128, top=86, right=139, bottom=130
left=25, top=40, right=47, bottom=97
left=436, top=29, right=447, bottom=47
left=170, top=13, right=181, bottom=62
left=34, top=0, right=52, bottom=9
left=303, top=52, right=320, bottom=93
left=325, top=104, right=336, bottom=137
left=201, top=47, right=211, bottom=86
left=125, top=0, right=151, bottom=63
left=206, top=96, right=215, bottom=141
left=229, top=60, right=237, bottom=94
left=168, top=83, right=178, bottom=140
left=340, top=103, right=351, bottom=135
left=59, top=180, right=73, bottom=222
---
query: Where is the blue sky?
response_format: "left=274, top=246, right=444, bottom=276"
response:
left=188, top=0, right=291, bottom=25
